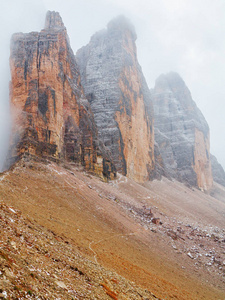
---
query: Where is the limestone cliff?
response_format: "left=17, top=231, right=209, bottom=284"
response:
left=152, top=72, right=213, bottom=190
left=76, top=16, right=154, bottom=183
left=211, top=154, right=225, bottom=187
left=8, top=11, right=115, bottom=179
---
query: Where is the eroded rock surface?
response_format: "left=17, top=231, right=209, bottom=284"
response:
left=76, top=16, right=154, bottom=183
left=211, top=154, right=225, bottom=187
left=152, top=72, right=213, bottom=190
left=8, top=11, right=115, bottom=179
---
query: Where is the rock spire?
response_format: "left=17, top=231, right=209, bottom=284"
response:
left=8, top=11, right=115, bottom=179
left=76, top=16, right=154, bottom=183
left=152, top=72, right=213, bottom=190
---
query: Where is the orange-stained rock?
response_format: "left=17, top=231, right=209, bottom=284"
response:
left=8, top=11, right=115, bottom=180
left=193, top=129, right=213, bottom=191
left=76, top=16, right=154, bottom=183
left=116, top=66, right=154, bottom=182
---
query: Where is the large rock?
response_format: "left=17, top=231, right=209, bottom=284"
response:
left=76, top=16, right=154, bottom=183
left=8, top=11, right=115, bottom=179
left=210, top=154, right=225, bottom=186
left=152, top=72, right=213, bottom=190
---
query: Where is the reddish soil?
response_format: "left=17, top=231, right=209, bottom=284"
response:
left=0, top=158, right=225, bottom=299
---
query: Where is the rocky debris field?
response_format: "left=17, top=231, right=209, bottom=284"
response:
left=1, top=159, right=225, bottom=299
left=0, top=202, right=159, bottom=300
left=82, top=172, right=225, bottom=294
left=117, top=200, right=225, bottom=282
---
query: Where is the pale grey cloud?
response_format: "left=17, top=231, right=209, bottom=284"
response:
left=0, top=0, right=225, bottom=170
left=0, top=0, right=46, bottom=170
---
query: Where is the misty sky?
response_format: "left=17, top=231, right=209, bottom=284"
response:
left=0, top=0, right=225, bottom=170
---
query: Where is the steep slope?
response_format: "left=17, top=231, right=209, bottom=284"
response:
left=211, top=154, right=225, bottom=186
left=8, top=11, right=115, bottom=179
left=0, top=158, right=224, bottom=299
left=76, top=16, right=154, bottom=183
left=152, top=72, right=213, bottom=190
left=0, top=201, right=158, bottom=300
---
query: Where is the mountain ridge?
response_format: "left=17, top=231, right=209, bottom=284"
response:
left=152, top=72, right=213, bottom=190
left=76, top=15, right=155, bottom=183
left=6, top=11, right=225, bottom=190
left=7, top=11, right=115, bottom=180
left=1, top=11, right=225, bottom=299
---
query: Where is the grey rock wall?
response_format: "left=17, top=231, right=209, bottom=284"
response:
left=211, top=154, right=225, bottom=186
left=76, top=16, right=154, bottom=182
left=152, top=72, right=213, bottom=190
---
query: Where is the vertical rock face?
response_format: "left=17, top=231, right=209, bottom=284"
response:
left=210, top=154, right=225, bottom=186
left=8, top=11, right=214, bottom=188
left=76, top=16, right=154, bottom=182
left=9, top=11, right=115, bottom=179
left=152, top=72, right=213, bottom=190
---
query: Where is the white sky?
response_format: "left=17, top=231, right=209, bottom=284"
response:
left=0, top=0, right=225, bottom=169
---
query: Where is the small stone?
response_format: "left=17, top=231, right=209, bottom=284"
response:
left=4, top=268, right=14, bottom=278
left=55, top=280, right=67, bottom=289
left=152, top=218, right=160, bottom=225
left=10, top=241, right=17, bottom=249
left=187, top=252, right=194, bottom=259
left=9, top=208, right=16, bottom=213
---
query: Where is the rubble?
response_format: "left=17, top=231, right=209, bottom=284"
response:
left=0, top=202, right=159, bottom=299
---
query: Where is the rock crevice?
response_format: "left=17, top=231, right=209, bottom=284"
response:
left=152, top=72, right=213, bottom=190
left=76, top=16, right=154, bottom=183
left=8, top=11, right=115, bottom=180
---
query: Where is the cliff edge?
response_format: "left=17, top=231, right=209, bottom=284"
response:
left=8, top=11, right=115, bottom=179
left=152, top=72, right=213, bottom=190
left=76, top=16, right=154, bottom=183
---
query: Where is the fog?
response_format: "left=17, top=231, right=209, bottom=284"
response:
left=0, top=0, right=45, bottom=170
left=0, top=0, right=225, bottom=170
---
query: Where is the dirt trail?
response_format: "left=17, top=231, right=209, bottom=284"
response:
left=0, top=158, right=225, bottom=299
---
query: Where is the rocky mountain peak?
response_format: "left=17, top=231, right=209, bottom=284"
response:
left=152, top=72, right=213, bottom=190
left=76, top=17, right=154, bottom=183
left=155, top=72, right=185, bottom=93
left=107, top=15, right=137, bottom=41
left=44, top=11, right=65, bottom=30
left=7, top=11, right=115, bottom=180
left=6, top=11, right=219, bottom=190
left=211, top=154, right=225, bottom=186
left=154, top=72, right=197, bottom=112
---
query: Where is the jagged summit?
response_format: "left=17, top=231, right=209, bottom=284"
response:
left=8, top=11, right=115, bottom=180
left=154, top=72, right=192, bottom=105
left=44, top=11, right=65, bottom=30
left=154, top=72, right=209, bottom=135
left=76, top=16, right=154, bottom=183
left=154, top=72, right=186, bottom=92
left=7, top=11, right=219, bottom=190
left=87, top=15, right=137, bottom=46
left=152, top=72, right=213, bottom=190
left=107, top=15, right=137, bottom=40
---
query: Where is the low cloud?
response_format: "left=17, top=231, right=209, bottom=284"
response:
left=0, top=0, right=225, bottom=169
